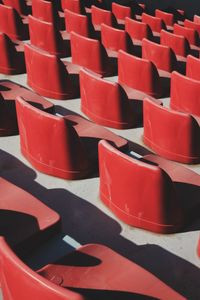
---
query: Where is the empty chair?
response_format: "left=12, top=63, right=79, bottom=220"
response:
left=125, top=18, right=154, bottom=45
left=0, top=4, right=29, bottom=40
left=0, top=177, right=60, bottom=254
left=194, top=14, right=200, bottom=24
left=142, top=13, right=166, bottom=35
left=80, top=69, right=136, bottom=129
left=174, top=23, right=199, bottom=47
left=143, top=97, right=200, bottom=164
left=184, top=19, right=200, bottom=36
left=24, top=43, right=77, bottom=99
left=2, top=0, right=30, bottom=15
left=29, top=15, right=68, bottom=57
left=118, top=50, right=161, bottom=98
left=0, top=32, right=25, bottom=74
left=91, top=5, right=117, bottom=31
left=70, top=31, right=117, bottom=76
left=61, top=0, right=85, bottom=14
left=142, top=38, right=177, bottom=73
left=101, top=23, right=134, bottom=57
left=186, top=54, right=200, bottom=81
left=112, top=2, right=134, bottom=25
left=155, top=9, right=174, bottom=29
left=0, top=237, right=184, bottom=300
left=170, top=70, right=200, bottom=117
left=16, top=96, right=128, bottom=179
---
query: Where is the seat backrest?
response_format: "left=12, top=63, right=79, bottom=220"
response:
left=61, top=0, right=85, bottom=14
left=174, top=23, right=199, bottom=46
left=155, top=9, right=174, bottom=27
left=32, top=0, right=59, bottom=25
left=118, top=50, right=161, bottom=98
left=142, top=38, right=177, bottom=72
left=125, top=18, right=153, bottom=42
left=80, top=69, right=134, bottom=129
left=170, top=70, right=200, bottom=117
left=24, top=43, right=74, bottom=99
left=160, top=29, right=190, bottom=57
left=91, top=5, right=117, bottom=30
left=184, top=19, right=200, bottom=36
left=0, top=237, right=83, bottom=300
left=142, top=12, right=166, bottom=33
left=194, top=14, right=200, bottom=24
left=101, top=23, right=134, bottom=54
left=186, top=54, right=200, bottom=81
left=64, top=8, right=90, bottom=37
left=112, top=2, right=134, bottom=22
left=143, top=97, right=200, bottom=163
left=3, top=0, right=28, bottom=15
left=29, top=15, right=66, bottom=57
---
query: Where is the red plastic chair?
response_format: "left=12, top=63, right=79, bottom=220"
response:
left=2, top=0, right=30, bottom=15
left=99, top=140, right=185, bottom=233
left=184, top=19, right=200, bottom=36
left=155, top=9, right=174, bottom=29
left=142, top=38, right=177, bottom=73
left=101, top=23, right=134, bottom=57
left=112, top=2, right=134, bottom=25
left=91, top=5, right=117, bottom=31
left=61, top=0, right=85, bottom=14
left=16, top=96, right=128, bottom=179
left=174, top=23, right=199, bottom=47
left=80, top=69, right=136, bottom=129
left=29, top=15, right=68, bottom=57
left=0, top=4, right=29, bottom=40
left=170, top=70, right=200, bottom=117
left=143, top=97, right=200, bottom=164
left=0, top=178, right=60, bottom=254
left=194, top=15, right=200, bottom=24
left=142, top=13, right=166, bottom=35
left=186, top=54, right=200, bottom=81
left=125, top=18, right=154, bottom=45
left=0, top=237, right=184, bottom=300
left=118, top=50, right=161, bottom=98
left=24, top=43, right=77, bottom=100
left=70, top=31, right=117, bottom=76
left=160, top=29, right=190, bottom=58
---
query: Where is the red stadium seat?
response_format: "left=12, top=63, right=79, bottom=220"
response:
left=112, top=2, right=134, bottom=25
left=99, top=140, right=189, bottom=233
left=2, top=0, right=30, bottom=15
left=0, top=236, right=184, bottom=300
left=61, top=0, right=85, bottom=14
left=0, top=4, right=29, bottom=40
left=155, top=9, right=174, bottom=29
left=0, top=80, right=54, bottom=136
left=80, top=69, right=137, bottom=129
left=101, top=23, right=134, bottom=57
left=142, top=13, right=166, bottom=35
left=16, top=96, right=128, bottom=179
left=174, top=23, right=199, bottom=47
left=0, top=178, right=60, bottom=254
left=118, top=50, right=161, bottom=98
left=184, top=19, right=200, bottom=36
left=186, top=54, right=200, bottom=81
left=143, top=97, right=200, bottom=164
left=29, top=15, right=68, bottom=57
left=24, top=43, right=78, bottom=100
left=194, top=15, right=200, bottom=24
left=142, top=38, right=177, bottom=73
left=91, top=5, right=117, bottom=31
left=125, top=18, right=154, bottom=45
left=70, top=31, right=117, bottom=76
left=170, top=70, right=200, bottom=117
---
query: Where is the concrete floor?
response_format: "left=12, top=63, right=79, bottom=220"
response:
left=0, top=71, right=199, bottom=299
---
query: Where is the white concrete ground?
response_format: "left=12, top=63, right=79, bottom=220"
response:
left=0, top=71, right=199, bottom=299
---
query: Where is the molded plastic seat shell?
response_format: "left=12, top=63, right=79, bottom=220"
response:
left=142, top=13, right=166, bottom=34
left=3, top=0, right=29, bottom=15
left=125, top=18, right=154, bottom=44
left=61, top=0, right=84, bottom=14
left=24, top=43, right=76, bottom=99
left=155, top=9, right=174, bottom=28
left=80, top=69, right=135, bottom=129
left=64, top=9, right=92, bottom=37
left=99, top=140, right=183, bottom=233
left=186, top=54, right=200, bottom=81
left=118, top=50, right=161, bottom=98
left=143, top=98, right=200, bottom=164
left=170, top=70, right=200, bottom=117
left=194, top=15, right=200, bottom=24
left=91, top=5, right=117, bottom=31
left=112, top=2, right=133, bottom=25
left=16, top=96, right=128, bottom=179
left=184, top=19, right=200, bottom=36
left=174, top=23, right=199, bottom=46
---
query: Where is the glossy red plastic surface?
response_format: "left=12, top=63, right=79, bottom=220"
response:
left=160, top=29, right=190, bottom=57
left=142, top=13, right=166, bottom=34
left=70, top=31, right=116, bottom=76
left=80, top=69, right=135, bottom=129
left=24, top=43, right=76, bottom=99
left=101, top=23, right=134, bottom=56
left=64, top=9, right=91, bottom=37
left=61, top=0, right=83, bottom=14
left=155, top=9, right=174, bottom=27
left=29, top=15, right=67, bottom=57
left=0, top=178, right=60, bottom=251
left=142, top=38, right=177, bottom=73
left=99, top=140, right=184, bottom=233
left=194, top=14, right=200, bottom=24
left=91, top=5, right=117, bottom=31
left=0, top=32, right=25, bottom=74
left=170, top=70, right=200, bottom=117
left=32, top=0, right=61, bottom=28
left=0, top=4, right=29, bottom=40
left=125, top=18, right=153, bottom=44
left=16, top=96, right=128, bottom=179
left=118, top=50, right=161, bottom=98
left=174, top=23, right=199, bottom=46
left=3, top=0, right=29, bottom=15
left=143, top=98, right=200, bottom=163
left=112, top=2, right=133, bottom=24
left=186, top=54, right=200, bottom=81
left=184, top=19, right=200, bottom=36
